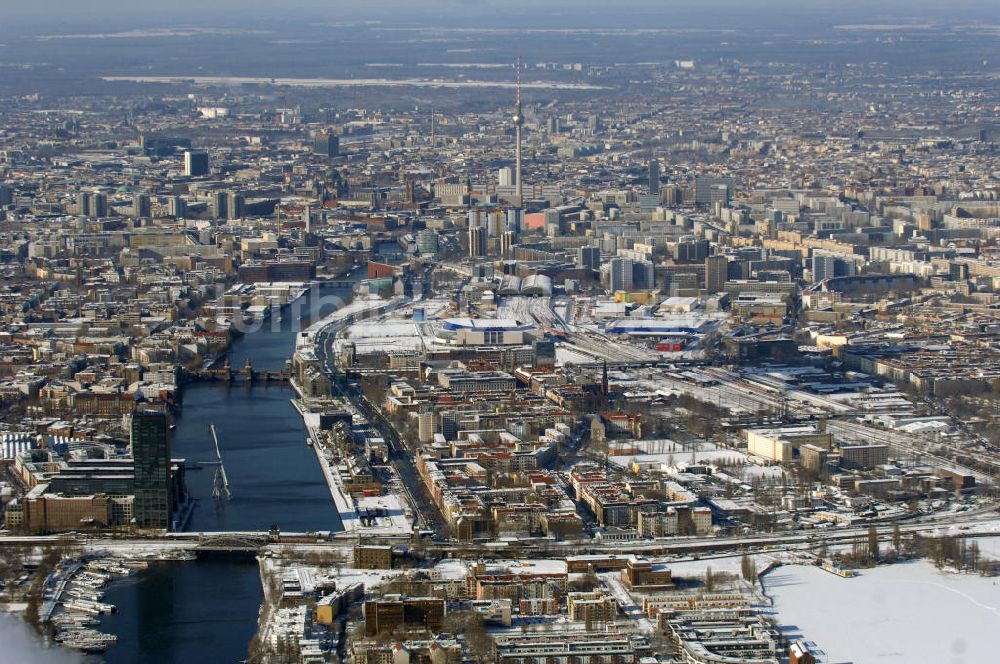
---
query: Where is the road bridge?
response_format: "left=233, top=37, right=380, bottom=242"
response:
left=194, top=533, right=270, bottom=553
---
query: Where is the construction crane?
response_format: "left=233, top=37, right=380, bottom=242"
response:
left=209, top=424, right=231, bottom=501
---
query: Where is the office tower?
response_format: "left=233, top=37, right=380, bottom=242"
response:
left=132, top=193, right=150, bottom=219
left=674, top=239, right=710, bottom=263
left=213, top=191, right=228, bottom=219
left=487, top=211, right=505, bottom=237
left=705, top=255, right=728, bottom=294
left=632, top=259, right=655, bottom=290
left=78, top=192, right=91, bottom=217
left=469, top=226, right=488, bottom=258
left=512, top=61, right=524, bottom=201
left=609, top=257, right=634, bottom=292
left=91, top=193, right=108, bottom=218
left=184, top=150, right=209, bottom=177
left=500, top=230, right=515, bottom=258
left=468, top=208, right=485, bottom=229
left=811, top=255, right=856, bottom=282
left=498, top=167, right=513, bottom=187
left=416, top=229, right=439, bottom=255
left=131, top=411, right=172, bottom=530
left=949, top=262, right=970, bottom=282
left=578, top=245, right=601, bottom=271
left=227, top=192, right=244, bottom=220
left=709, top=183, right=730, bottom=208
left=811, top=255, right=837, bottom=283
left=167, top=196, right=186, bottom=218
left=506, top=208, right=524, bottom=232
left=694, top=175, right=734, bottom=205
left=303, top=205, right=312, bottom=234
left=663, top=184, right=682, bottom=206
left=313, top=131, right=339, bottom=158
left=0, top=184, right=13, bottom=206
left=648, top=159, right=660, bottom=195
left=587, top=114, right=602, bottom=132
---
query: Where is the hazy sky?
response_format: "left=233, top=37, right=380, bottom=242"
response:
left=4, top=0, right=995, bottom=21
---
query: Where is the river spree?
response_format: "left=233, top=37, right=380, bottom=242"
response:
left=173, top=281, right=350, bottom=533
left=95, top=560, right=262, bottom=664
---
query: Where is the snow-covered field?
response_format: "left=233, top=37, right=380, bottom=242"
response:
left=763, top=561, right=1000, bottom=663
left=974, top=536, right=1000, bottom=560
left=606, top=439, right=750, bottom=469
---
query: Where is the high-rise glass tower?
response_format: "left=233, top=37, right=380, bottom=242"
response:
left=184, top=150, right=209, bottom=177
left=131, top=411, right=172, bottom=530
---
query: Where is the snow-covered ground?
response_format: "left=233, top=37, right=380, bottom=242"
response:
left=663, top=551, right=780, bottom=581
left=605, top=439, right=753, bottom=470
left=763, top=561, right=1000, bottom=663
left=554, top=344, right=595, bottom=366
left=976, top=536, right=1000, bottom=560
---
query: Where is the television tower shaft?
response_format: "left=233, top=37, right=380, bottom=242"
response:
left=513, top=59, right=524, bottom=202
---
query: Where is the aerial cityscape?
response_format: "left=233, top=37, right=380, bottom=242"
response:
left=2, top=1, right=1000, bottom=662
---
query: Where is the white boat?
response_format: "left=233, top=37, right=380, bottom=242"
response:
left=63, top=601, right=100, bottom=615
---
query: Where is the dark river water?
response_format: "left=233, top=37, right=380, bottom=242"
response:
left=95, top=559, right=262, bottom=664
left=175, top=279, right=348, bottom=533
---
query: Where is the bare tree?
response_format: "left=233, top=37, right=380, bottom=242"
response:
left=740, top=553, right=758, bottom=584
left=704, top=565, right=715, bottom=592
left=868, top=526, right=880, bottom=563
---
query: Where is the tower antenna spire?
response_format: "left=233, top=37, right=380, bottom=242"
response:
left=513, top=57, right=524, bottom=203
left=516, top=57, right=522, bottom=108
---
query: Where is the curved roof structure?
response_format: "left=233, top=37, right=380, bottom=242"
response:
left=521, top=274, right=553, bottom=296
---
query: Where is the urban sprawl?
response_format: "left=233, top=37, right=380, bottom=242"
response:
left=1, top=30, right=1000, bottom=664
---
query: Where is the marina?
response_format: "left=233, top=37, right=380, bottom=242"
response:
left=43, top=558, right=144, bottom=654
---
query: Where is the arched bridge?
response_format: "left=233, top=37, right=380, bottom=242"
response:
left=194, top=533, right=270, bottom=553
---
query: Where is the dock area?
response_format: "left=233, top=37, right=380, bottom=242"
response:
left=43, top=558, right=147, bottom=654
left=293, top=400, right=359, bottom=532
left=290, top=397, right=413, bottom=538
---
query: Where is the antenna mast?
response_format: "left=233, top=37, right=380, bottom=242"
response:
left=513, top=57, right=524, bottom=203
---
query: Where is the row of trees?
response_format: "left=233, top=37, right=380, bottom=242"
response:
left=913, top=534, right=995, bottom=575
left=817, top=525, right=997, bottom=577
left=23, top=544, right=70, bottom=634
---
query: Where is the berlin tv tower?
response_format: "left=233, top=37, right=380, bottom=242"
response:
left=512, top=59, right=524, bottom=202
